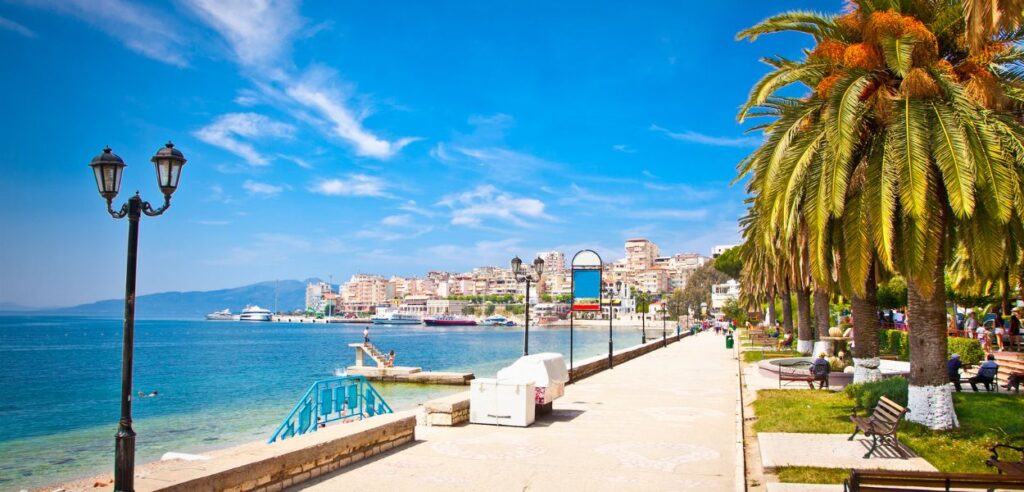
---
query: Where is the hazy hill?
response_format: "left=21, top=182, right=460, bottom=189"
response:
left=44, top=279, right=314, bottom=319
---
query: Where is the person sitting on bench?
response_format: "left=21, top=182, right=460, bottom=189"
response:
left=810, top=352, right=831, bottom=389
left=969, top=354, right=999, bottom=392
left=947, top=353, right=963, bottom=392
left=1003, top=371, right=1023, bottom=391
left=777, top=332, right=793, bottom=350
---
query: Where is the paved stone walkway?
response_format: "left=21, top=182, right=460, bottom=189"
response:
left=297, top=331, right=741, bottom=491
left=758, top=433, right=937, bottom=472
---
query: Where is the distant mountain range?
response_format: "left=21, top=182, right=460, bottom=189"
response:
left=10, top=279, right=317, bottom=319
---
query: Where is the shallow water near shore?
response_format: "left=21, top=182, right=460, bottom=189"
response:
left=0, top=315, right=661, bottom=489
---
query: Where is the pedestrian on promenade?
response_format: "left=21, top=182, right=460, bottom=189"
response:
left=363, top=326, right=370, bottom=345
left=965, top=310, right=979, bottom=339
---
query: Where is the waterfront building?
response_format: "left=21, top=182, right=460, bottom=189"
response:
left=625, top=238, right=660, bottom=271
left=340, top=274, right=389, bottom=309
left=305, top=281, right=333, bottom=313
left=710, top=279, right=741, bottom=317
left=536, top=251, right=566, bottom=273
left=426, top=299, right=471, bottom=316
left=711, top=244, right=739, bottom=258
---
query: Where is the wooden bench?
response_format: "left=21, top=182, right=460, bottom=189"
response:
left=848, top=396, right=909, bottom=458
left=778, top=368, right=815, bottom=389
left=843, top=469, right=1024, bottom=491
left=988, top=443, right=1024, bottom=476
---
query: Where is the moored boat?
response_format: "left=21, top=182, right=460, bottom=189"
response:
left=239, top=305, right=272, bottom=322
left=482, top=315, right=516, bottom=326
left=424, top=315, right=477, bottom=326
left=205, top=308, right=236, bottom=321
left=371, top=308, right=422, bottom=325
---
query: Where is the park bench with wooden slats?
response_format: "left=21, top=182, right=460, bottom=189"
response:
left=843, top=469, right=1024, bottom=491
left=988, top=443, right=1024, bottom=476
left=848, top=396, right=909, bottom=458
left=778, top=367, right=815, bottom=389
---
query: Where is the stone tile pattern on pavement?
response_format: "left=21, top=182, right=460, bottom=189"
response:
left=758, top=433, right=937, bottom=472
left=296, top=331, right=741, bottom=492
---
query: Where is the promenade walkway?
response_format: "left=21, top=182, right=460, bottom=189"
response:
left=298, top=331, right=741, bottom=492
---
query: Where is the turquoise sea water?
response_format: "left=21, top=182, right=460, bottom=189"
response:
left=0, top=315, right=652, bottom=489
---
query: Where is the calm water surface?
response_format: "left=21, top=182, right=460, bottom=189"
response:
left=0, top=315, right=651, bottom=488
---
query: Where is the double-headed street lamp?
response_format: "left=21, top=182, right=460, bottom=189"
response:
left=511, top=255, right=544, bottom=355
left=90, top=143, right=187, bottom=492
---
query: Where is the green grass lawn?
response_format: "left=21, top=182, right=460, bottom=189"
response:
left=742, top=350, right=801, bottom=363
left=753, top=390, right=1024, bottom=474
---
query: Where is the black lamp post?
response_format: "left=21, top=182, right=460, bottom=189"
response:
left=639, top=289, right=646, bottom=345
left=91, top=143, right=186, bottom=492
left=661, top=293, right=667, bottom=347
left=511, top=255, right=544, bottom=355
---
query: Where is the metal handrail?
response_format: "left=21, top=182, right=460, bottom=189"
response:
left=267, top=375, right=393, bottom=443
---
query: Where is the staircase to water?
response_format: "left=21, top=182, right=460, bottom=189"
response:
left=268, top=375, right=393, bottom=443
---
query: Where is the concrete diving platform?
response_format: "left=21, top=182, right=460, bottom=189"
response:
left=347, top=343, right=473, bottom=385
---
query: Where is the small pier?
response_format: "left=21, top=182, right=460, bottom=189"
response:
left=346, top=343, right=474, bottom=385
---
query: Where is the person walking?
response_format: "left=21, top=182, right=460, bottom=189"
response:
left=1010, top=308, right=1022, bottom=350
left=363, top=326, right=370, bottom=345
left=993, top=308, right=1006, bottom=351
left=964, top=311, right=979, bottom=339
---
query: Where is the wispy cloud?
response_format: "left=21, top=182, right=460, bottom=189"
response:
left=612, top=144, right=636, bottom=153
left=17, top=0, right=190, bottom=66
left=184, top=0, right=302, bottom=69
left=558, top=183, right=623, bottom=206
left=650, top=124, right=761, bottom=148
left=398, top=200, right=436, bottom=218
left=182, top=1, right=415, bottom=160
left=0, top=15, right=36, bottom=38
left=431, top=143, right=563, bottom=180
left=424, top=238, right=523, bottom=265
left=438, top=185, right=552, bottom=228
left=286, top=68, right=419, bottom=158
left=626, top=208, right=708, bottom=220
left=192, top=219, right=231, bottom=226
left=356, top=214, right=434, bottom=241
left=309, top=174, right=391, bottom=198
left=243, top=180, right=285, bottom=197
left=193, top=113, right=295, bottom=166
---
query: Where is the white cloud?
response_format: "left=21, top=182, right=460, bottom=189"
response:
left=0, top=15, right=36, bottom=38
left=398, top=200, right=436, bottom=218
left=628, top=209, right=708, bottom=220
left=650, top=124, right=762, bottom=148
left=612, top=144, right=636, bottom=153
left=425, top=238, right=523, bottom=265
left=309, top=174, right=391, bottom=197
left=286, top=69, right=419, bottom=159
left=184, top=0, right=302, bottom=68
left=438, top=185, right=551, bottom=227
left=356, top=214, right=433, bottom=241
left=558, top=183, right=623, bottom=206
left=17, top=0, right=190, bottom=66
left=183, top=1, right=415, bottom=160
left=243, top=180, right=284, bottom=197
left=193, top=113, right=295, bottom=165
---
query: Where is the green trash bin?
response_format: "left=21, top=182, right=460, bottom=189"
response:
left=725, top=334, right=734, bottom=349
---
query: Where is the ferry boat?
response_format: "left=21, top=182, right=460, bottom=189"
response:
left=482, top=315, right=516, bottom=326
left=238, top=305, right=273, bottom=322
left=371, top=308, right=422, bottom=325
left=424, top=315, right=477, bottom=326
left=205, top=309, right=237, bottom=321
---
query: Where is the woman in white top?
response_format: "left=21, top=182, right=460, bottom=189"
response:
left=964, top=311, right=979, bottom=339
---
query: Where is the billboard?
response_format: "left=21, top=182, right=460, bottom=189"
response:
left=572, top=269, right=601, bottom=311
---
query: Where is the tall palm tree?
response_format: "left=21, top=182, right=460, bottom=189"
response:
left=737, top=1, right=1024, bottom=429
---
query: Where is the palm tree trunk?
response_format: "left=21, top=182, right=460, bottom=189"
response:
left=905, top=212, right=958, bottom=430
left=767, top=293, right=777, bottom=327
left=851, top=263, right=882, bottom=383
left=781, top=289, right=794, bottom=335
left=796, top=287, right=813, bottom=354
left=814, top=288, right=831, bottom=339
left=1002, top=266, right=1011, bottom=315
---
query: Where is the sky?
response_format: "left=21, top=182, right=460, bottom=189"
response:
left=0, top=0, right=840, bottom=307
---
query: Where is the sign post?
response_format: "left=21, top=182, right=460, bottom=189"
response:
left=571, top=250, right=605, bottom=374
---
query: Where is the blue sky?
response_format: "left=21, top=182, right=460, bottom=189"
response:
left=0, top=0, right=838, bottom=307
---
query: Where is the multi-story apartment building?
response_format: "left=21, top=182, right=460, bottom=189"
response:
left=712, top=244, right=739, bottom=258
left=339, top=274, right=388, bottom=311
left=536, top=251, right=566, bottom=273
left=305, top=281, right=333, bottom=312
left=625, top=238, right=660, bottom=271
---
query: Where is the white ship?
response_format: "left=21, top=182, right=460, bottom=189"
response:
left=205, top=309, right=236, bottom=321
left=482, top=315, right=516, bottom=326
left=371, top=307, right=421, bottom=325
left=238, top=305, right=272, bottom=322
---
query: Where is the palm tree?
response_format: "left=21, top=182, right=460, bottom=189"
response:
left=737, top=1, right=1024, bottom=429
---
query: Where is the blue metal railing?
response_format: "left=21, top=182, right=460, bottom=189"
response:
left=268, top=375, right=393, bottom=443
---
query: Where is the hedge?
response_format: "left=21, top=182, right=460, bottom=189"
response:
left=843, top=376, right=908, bottom=410
left=877, top=329, right=984, bottom=366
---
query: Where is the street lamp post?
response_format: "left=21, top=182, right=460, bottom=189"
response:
left=640, top=290, right=646, bottom=345
left=90, top=143, right=186, bottom=492
left=511, top=255, right=544, bottom=356
left=662, top=294, right=667, bottom=347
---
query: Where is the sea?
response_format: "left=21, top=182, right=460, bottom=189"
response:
left=0, top=315, right=654, bottom=489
